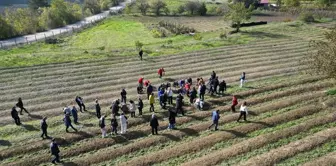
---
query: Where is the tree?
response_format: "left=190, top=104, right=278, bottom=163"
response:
left=316, top=0, right=334, bottom=8
left=28, top=0, right=49, bottom=10
left=232, top=0, right=259, bottom=8
left=137, top=0, right=150, bottom=15
left=197, top=2, right=207, bottom=16
left=84, top=0, right=101, bottom=14
left=284, top=0, right=300, bottom=7
left=303, top=28, right=336, bottom=79
left=225, top=2, right=252, bottom=32
left=0, top=15, right=14, bottom=39
left=150, top=0, right=167, bottom=16
left=185, top=1, right=200, bottom=15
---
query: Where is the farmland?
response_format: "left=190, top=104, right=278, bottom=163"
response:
left=0, top=9, right=336, bottom=166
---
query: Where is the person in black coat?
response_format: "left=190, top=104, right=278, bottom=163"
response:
left=187, top=77, right=192, bottom=85
left=50, top=138, right=60, bottom=164
left=95, top=99, right=101, bottom=119
left=200, top=84, right=206, bottom=101
left=213, top=76, right=219, bottom=94
left=120, top=89, right=127, bottom=103
left=11, top=106, right=21, bottom=125
left=189, top=87, right=197, bottom=104
left=139, top=49, right=143, bottom=61
left=75, top=96, right=86, bottom=112
left=16, top=97, right=29, bottom=115
left=111, top=115, right=118, bottom=135
left=41, top=117, right=50, bottom=139
left=147, top=84, right=153, bottom=100
left=150, top=114, right=159, bottom=135
left=168, top=108, right=176, bottom=129
left=63, top=113, right=77, bottom=132
left=219, top=80, right=227, bottom=94
left=138, top=97, right=143, bottom=116
left=176, top=94, right=184, bottom=116
left=211, top=71, right=216, bottom=80
left=111, top=100, right=120, bottom=116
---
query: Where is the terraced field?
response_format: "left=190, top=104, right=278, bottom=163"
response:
left=0, top=30, right=335, bottom=166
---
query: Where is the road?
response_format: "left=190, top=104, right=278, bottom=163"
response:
left=0, top=2, right=127, bottom=49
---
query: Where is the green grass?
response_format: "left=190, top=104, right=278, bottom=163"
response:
left=327, top=88, right=336, bottom=95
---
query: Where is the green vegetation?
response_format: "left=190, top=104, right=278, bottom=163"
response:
left=327, top=88, right=336, bottom=95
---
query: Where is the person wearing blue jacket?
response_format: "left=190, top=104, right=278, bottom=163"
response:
left=71, top=105, right=78, bottom=124
left=63, top=113, right=77, bottom=132
left=208, top=110, right=220, bottom=131
left=158, top=88, right=166, bottom=109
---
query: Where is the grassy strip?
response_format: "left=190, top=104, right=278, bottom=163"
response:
left=7, top=91, right=325, bottom=165
left=302, top=152, right=336, bottom=166
left=0, top=80, right=328, bottom=160
left=0, top=37, right=303, bottom=77
left=0, top=78, right=329, bottom=160
left=0, top=65, right=309, bottom=125
left=238, top=127, right=336, bottom=166
left=327, top=88, right=336, bottom=95
left=278, top=140, right=336, bottom=165
left=116, top=105, right=322, bottom=166
left=182, top=112, right=336, bottom=166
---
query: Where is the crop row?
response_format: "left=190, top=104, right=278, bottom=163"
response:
left=181, top=112, right=336, bottom=166
left=117, top=105, right=323, bottom=166
left=302, top=152, right=336, bottom=166
left=0, top=63, right=306, bottom=124
left=1, top=82, right=327, bottom=163
left=0, top=42, right=307, bottom=99
left=238, top=127, right=336, bottom=166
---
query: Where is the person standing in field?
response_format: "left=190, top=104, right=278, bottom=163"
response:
left=150, top=114, right=159, bottom=135
left=75, top=96, right=86, bottom=112
left=71, top=105, right=78, bottom=124
left=16, top=97, right=29, bottom=115
left=50, top=138, right=61, bottom=164
left=213, top=76, right=219, bottom=94
left=176, top=94, right=184, bottom=116
left=240, top=72, right=246, bottom=88
left=237, top=101, right=248, bottom=122
left=190, top=87, right=197, bottom=105
left=99, top=115, right=106, bottom=138
left=11, top=106, right=21, bottom=125
left=199, top=83, right=206, bottom=101
left=158, top=67, right=165, bottom=79
left=111, top=99, right=120, bottom=116
left=137, top=97, right=143, bottom=116
left=120, top=113, right=128, bottom=134
left=166, top=87, right=173, bottom=105
left=149, top=93, right=155, bottom=112
left=139, top=49, right=143, bottom=61
left=147, top=83, right=153, bottom=100
left=111, top=115, right=118, bottom=135
left=211, top=71, right=216, bottom=80
left=137, top=77, right=144, bottom=94
left=129, top=100, right=136, bottom=118
left=95, top=99, right=101, bottom=119
left=208, top=110, right=220, bottom=131
left=63, top=113, right=77, bottom=132
left=120, top=88, right=127, bottom=103
left=219, top=80, right=227, bottom=95
left=231, top=95, right=238, bottom=112
left=168, top=108, right=176, bottom=129
left=41, top=117, right=50, bottom=139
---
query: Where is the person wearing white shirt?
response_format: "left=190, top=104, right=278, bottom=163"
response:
left=237, top=101, right=248, bottom=122
left=166, top=87, right=173, bottom=105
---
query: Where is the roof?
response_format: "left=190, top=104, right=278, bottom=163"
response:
left=260, top=0, right=269, bottom=4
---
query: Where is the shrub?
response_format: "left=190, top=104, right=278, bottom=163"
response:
left=84, top=0, right=102, bottom=14
left=284, top=0, right=300, bottom=7
left=135, top=40, right=144, bottom=50
left=185, top=1, right=201, bottom=15
left=219, top=31, right=228, bottom=39
left=151, top=29, right=165, bottom=38
left=283, top=18, right=292, bottom=22
left=216, top=4, right=229, bottom=15
left=167, top=39, right=173, bottom=45
left=299, top=12, right=315, bottom=23
left=193, top=33, right=203, bottom=40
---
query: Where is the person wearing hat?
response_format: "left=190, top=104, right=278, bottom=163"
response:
left=50, top=138, right=60, bottom=164
left=11, top=106, right=21, bottom=125
left=208, top=110, right=220, bottom=131
left=41, top=117, right=50, bottom=139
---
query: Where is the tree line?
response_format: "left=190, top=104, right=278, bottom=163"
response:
left=0, top=0, right=120, bottom=40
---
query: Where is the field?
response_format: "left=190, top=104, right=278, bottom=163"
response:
left=0, top=18, right=336, bottom=166
left=1, top=5, right=336, bottom=165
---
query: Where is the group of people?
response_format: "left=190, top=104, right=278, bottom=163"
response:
left=10, top=67, right=250, bottom=164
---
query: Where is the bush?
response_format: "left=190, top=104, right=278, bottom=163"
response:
left=216, top=4, right=229, bottom=15
left=284, top=0, right=300, bottom=7
left=219, top=31, right=228, bottom=39
left=137, top=0, right=150, bottom=15
left=193, top=33, right=203, bottom=40
left=299, top=12, right=315, bottom=23
left=197, top=2, right=207, bottom=16
left=177, top=5, right=185, bottom=14
left=185, top=1, right=201, bottom=15
left=151, top=29, right=166, bottom=38
left=135, top=40, right=144, bottom=50
left=283, top=18, right=292, bottom=22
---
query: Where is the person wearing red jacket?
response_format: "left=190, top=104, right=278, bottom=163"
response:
left=138, top=77, right=144, bottom=94
left=158, top=68, right=165, bottom=79
left=144, top=80, right=150, bottom=87
left=231, top=95, right=238, bottom=112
